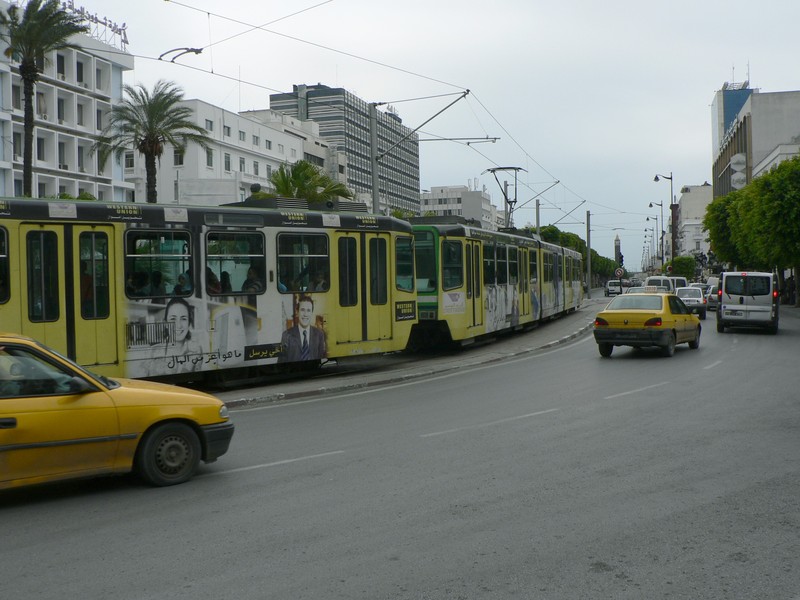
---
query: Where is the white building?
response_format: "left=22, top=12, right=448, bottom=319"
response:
left=0, top=1, right=133, bottom=200
left=420, top=184, right=499, bottom=230
left=124, top=101, right=348, bottom=205
left=676, top=182, right=713, bottom=258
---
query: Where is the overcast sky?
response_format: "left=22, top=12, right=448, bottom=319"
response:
left=90, top=0, right=799, bottom=266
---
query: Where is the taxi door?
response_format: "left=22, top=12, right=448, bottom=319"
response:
left=0, top=342, right=118, bottom=488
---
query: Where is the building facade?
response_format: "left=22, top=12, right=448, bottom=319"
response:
left=675, top=182, right=713, bottom=259
left=711, top=83, right=800, bottom=198
left=419, top=184, right=498, bottom=229
left=124, top=102, right=345, bottom=205
left=270, top=84, right=420, bottom=214
left=0, top=1, right=133, bottom=201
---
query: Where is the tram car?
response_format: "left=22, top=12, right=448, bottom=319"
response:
left=408, top=217, right=583, bottom=347
left=0, top=197, right=417, bottom=383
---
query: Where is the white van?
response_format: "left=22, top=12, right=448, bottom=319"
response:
left=644, top=276, right=673, bottom=292
left=716, top=271, right=779, bottom=334
left=669, top=276, right=688, bottom=289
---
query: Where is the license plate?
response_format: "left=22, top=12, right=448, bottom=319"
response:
left=725, top=310, right=742, bottom=316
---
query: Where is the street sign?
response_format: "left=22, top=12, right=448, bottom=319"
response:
left=615, top=268, right=624, bottom=278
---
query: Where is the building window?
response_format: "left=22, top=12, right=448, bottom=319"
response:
left=11, top=85, right=21, bottom=110
left=76, top=104, right=84, bottom=126
left=251, top=135, right=259, bottom=146
left=238, top=130, right=246, bottom=142
left=206, top=148, right=213, bottom=167
left=253, top=161, right=259, bottom=176
left=224, top=153, right=231, bottom=172
left=205, top=119, right=214, bottom=131
left=36, top=137, right=45, bottom=161
left=291, top=148, right=297, bottom=158
left=223, top=125, right=231, bottom=137
left=265, top=139, right=272, bottom=150
left=239, top=157, right=245, bottom=172
left=278, top=144, right=284, bottom=154
left=174, top=149, right=184, bottom=166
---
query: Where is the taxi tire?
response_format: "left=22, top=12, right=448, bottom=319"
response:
left=136, top=422, right=201, bottom=487
left=688, top=327, right=700, bottom=349
left=598, top=343, right=613, bottom=357
left=661, top=332, right=676, bottom=357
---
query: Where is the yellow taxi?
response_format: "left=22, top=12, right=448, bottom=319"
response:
left=592, top=290, right=701, bottom=357
left=0, top=333, right=234, bottom=490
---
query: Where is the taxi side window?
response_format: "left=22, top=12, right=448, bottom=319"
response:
left=0, top=345, right=76, bottom=398
left=668, top=296, right=688, bottom=315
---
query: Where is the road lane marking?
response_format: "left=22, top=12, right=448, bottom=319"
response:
left=704, top=360, right=723, bottom=370
left=604, top=381, right=670, bottom=400
left=213, top=451, right=345, bottom=475
left=420, top=408, right=559, bottom=438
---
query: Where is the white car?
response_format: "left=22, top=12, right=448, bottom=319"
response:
left=676, top=286, right=707, bottom=320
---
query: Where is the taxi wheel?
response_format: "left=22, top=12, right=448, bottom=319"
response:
left=136, top=422, right=201, bottom=487
left=661, top=332, right=676, bottom=357
left=688, top=327, right=700, bottom=349
left=598, top=343, right=613, bottom=357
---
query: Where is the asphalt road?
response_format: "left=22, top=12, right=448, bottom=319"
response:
left=2, top=299, right=799, bottom=599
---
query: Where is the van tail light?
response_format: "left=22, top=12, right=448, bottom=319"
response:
left=773, top=289, right=779, bottom=300
left=594, top=317, right=609, bottom=327
left=717, top=288, right=723, bottom=299
left=644, top=317, right=663, bottom=327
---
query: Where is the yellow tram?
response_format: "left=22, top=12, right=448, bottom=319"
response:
left=0, top=197, right=417, bottom=382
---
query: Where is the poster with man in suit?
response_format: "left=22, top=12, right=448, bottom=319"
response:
left=279, top=295, right=326, bottom=362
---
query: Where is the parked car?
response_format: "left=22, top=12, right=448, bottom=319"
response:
left=0, top=333, right=235, bottom=490
left=717, top=271, right=779, bottom=334
left=593, top=292, right=701, bottom=357
left=605, top=279, right=623, bottom=296
left=675, top=286, right=707, bottom=319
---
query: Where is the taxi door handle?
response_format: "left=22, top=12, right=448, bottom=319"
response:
left=0, top=418, right=17, bottom=429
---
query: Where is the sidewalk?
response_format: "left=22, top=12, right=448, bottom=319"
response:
left=217, top=293, right=611, bottom=408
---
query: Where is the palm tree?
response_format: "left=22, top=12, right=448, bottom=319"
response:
left=0, top=0, right=89, bottom=197
left=270, top=160, right=353, bottom=203
left=94, top=80, right=212, bottom=203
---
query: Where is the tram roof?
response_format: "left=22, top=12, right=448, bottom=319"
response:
left=0, top=197, right=412, bottom=232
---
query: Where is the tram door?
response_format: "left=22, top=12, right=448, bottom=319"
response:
left=19, top=224, right=118, bottom=366
left=465, top=240, right=482, bottom=328
left=519, top=248, right=530, bottom=317
left=335, top=232, right=393, bottom=344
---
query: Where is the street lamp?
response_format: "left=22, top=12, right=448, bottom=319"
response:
left=654, top=172, right=675, bottom=259
left=644, top=226, right=655, bottom=271
left=646, top=213, right=663, bottom=268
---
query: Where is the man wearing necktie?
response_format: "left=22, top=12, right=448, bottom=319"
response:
left=279, top=295, right=327, bottom=363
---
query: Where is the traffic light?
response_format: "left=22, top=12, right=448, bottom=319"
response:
left=619, top=254, right=624, bottom=266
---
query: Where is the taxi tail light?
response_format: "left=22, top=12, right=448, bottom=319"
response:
left=594, top=317, right=609, bottom=327
left=644, top=317, right=662, bottom=327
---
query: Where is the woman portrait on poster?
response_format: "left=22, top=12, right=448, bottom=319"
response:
left=151, top=297, right=205, bottom=373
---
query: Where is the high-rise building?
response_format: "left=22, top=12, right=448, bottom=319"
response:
left=270, top=84, right=420, bottom=214
left=0, top=0, right=133, bottom=201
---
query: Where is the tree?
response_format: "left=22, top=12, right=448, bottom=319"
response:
left=0, top=0, right=88, bottom=197
left=93, top=80, right=212, bottom=203
left=269, top=160, right=353, bottom=203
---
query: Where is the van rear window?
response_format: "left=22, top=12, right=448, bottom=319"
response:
left=724, top=275, right=771, bottom=296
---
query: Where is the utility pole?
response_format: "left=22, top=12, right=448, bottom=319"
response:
left=586, top=210, right=592, bottom=299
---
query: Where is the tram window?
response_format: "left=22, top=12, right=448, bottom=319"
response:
left=0, top=228, right=8, bottom=304
left=508, top=246, right=518, bottom=285
left=206, top=231, right=265, bottom=295
left=338, top=237, right=357, bottom=307
left=413, top=231, right=436, bottom=292
left=496, top=244, right=508, bottom=285
left=79, top=232, right=109, bottom=319
left=277, top=233, right=329, bottom=293
left=466, top=245, right=472, bottom=299
left=483, top=242, right=495, bottom=285
left=27, top=231, right=59, bottom=322
left=395, top=236, right=414, bottom=292
left=369, top=238, right=387, bottom=305
left=125, top=231, right=191, bottom=299
left=529, top=251, right=538, bottom=285
left=442, top=240, right=463, bottom=290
